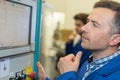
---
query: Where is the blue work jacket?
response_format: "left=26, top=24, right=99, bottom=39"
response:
left=56, top=53, right=120, bottom=80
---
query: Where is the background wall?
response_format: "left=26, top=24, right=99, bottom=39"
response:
left=43, top=0, right=66, bottom=12
left=44, top=0, right=120, bottom=30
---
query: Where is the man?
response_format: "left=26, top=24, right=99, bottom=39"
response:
left=65, top=13, right=91, bottom=67
left=37, top=0, right=120, bottom=80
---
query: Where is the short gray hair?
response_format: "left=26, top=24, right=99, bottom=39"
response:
left=94, top=0, right=120, bottom=34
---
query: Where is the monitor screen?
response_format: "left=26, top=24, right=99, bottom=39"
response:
left=0, top=0, right=32, bottom=49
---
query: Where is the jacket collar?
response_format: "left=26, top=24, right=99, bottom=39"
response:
left=85, top=53, right=120, bottom=80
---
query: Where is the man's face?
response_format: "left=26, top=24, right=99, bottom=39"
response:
left=74, top=20, right=84, bottom=34
left=81, top=8, right=116, bottom=50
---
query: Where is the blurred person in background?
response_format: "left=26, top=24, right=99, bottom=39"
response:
left=65, top=13, right=91, bottom=67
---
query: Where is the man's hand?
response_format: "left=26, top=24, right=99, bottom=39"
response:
left=36, top=62, right=46, bottom=80
left=57, top=52, right=82, bottom=74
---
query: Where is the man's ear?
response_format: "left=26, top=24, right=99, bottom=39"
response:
left=109, top=34, right=120, bottom=46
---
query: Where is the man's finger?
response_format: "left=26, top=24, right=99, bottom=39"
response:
left=65, top=54, right=75, bottom=60
left=75, top=51, right=82, bottom=64
left=37, top=62, right=44, bottom=73
left=37, top=62, right=46, bottom=80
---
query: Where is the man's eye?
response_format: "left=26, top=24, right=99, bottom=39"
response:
left=93, top=23, right=99, bottom=28
left=93, top=23, right=97, bottom=27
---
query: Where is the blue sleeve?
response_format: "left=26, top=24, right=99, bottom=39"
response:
left=56, top=71, right=77, bottom=80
